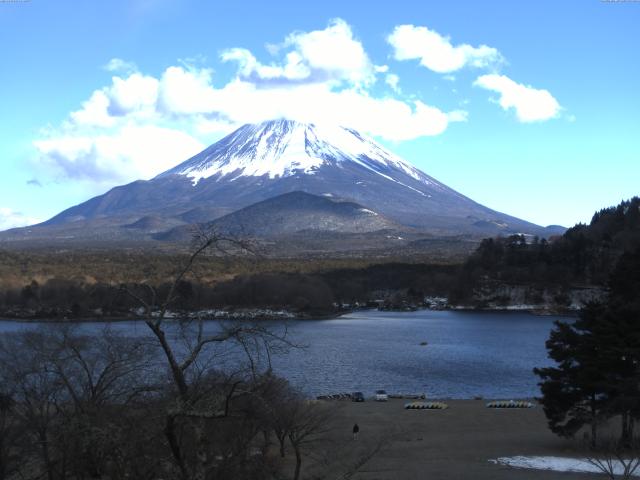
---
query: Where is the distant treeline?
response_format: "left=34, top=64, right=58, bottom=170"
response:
left=451, top=197, right=640, bottom=303
left=0, top=263, right=459, bottom=318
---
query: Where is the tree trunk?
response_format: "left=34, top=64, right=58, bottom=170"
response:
left=146, top=322, right=189, bottom=396
left=261, top=429, right=270, bottom=456
left=0, top=436, right=6, bottom=480
left=622, top=412, right=631, bottom=447
left=293, top=444, right=302, bottom=480
left=39, top=431, right=55, bottom=480
left=193, top=419, right=207, bottom=480
left=621, top=411, right=635, bottom=447
left=164, top=415, right=189, bottom=480
left=590, top=397, right=598, bottom=449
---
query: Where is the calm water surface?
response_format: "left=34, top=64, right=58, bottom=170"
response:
left=0, top=310, right=564, bottom=399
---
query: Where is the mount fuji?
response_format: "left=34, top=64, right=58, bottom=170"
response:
left=1, top=119, right=562, bottom=250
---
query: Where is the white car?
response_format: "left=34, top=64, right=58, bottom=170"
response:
left=374, top=389, right=389, bottom=401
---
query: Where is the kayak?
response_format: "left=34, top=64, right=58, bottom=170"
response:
left=404, top=401, right=448, bottom=410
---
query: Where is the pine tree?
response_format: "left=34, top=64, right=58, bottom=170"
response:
left=599, top=248, right=640, bottom=446
left=534, top=302, right=609, bottom=446
left=535, top=248, right=640, bottom=447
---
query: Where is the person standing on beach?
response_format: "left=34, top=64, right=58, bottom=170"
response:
left=352, top=423, right=360, bottom=440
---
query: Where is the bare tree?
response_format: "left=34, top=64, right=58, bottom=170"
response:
left=0, top=390, right=18, bottom=480
left=0, top=325, right=156, bottom=480
left=0, top=227, right=338, bottom=480
left=0, top=332, right=66, bottom=480
left=121, top=228, right=292, bottom=480
left=286, top=399, right=334, bottom=480
left=585, top=437, right=640, bottom=479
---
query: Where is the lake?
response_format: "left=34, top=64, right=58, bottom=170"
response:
left=0, top=309, right=564, bottom=399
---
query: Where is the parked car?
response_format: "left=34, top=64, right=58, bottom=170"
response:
left=352, top=391, right=365, bottom=402
left=375, top=389, right=389, bottom=401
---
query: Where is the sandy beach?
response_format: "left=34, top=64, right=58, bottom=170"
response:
left=319, top=398, right=597, bottom=479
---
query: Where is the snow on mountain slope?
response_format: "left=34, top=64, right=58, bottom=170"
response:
left=15, top=118, right=553, bottom=242
left=158, top=119, right=443, bottom=191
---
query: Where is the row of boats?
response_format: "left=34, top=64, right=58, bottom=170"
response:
left=404, top=400, right=535, bottom=410
left=317, top=393, right=535, bottom=409
left=316, top=392, right=426, bottom=401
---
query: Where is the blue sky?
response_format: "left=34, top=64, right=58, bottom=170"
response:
left=0, top=0, right=638, bottom=230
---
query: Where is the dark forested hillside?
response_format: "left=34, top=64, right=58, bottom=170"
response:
left=0, top=258, right=458, bottom=319
left=451, top=197, right=640, bottom=305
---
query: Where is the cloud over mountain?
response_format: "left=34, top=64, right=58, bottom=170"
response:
left=33, top=19, right=468, bottom=184
left=30, top=18, right=560, bottom=186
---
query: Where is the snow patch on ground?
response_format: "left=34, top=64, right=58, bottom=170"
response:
left=490, top=456, right=640, bottom=476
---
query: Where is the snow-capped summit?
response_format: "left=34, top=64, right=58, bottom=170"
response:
left=158, top=119, right=440, bottom=191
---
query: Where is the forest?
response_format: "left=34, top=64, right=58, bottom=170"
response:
left=449, top=197, right=640, bottom=305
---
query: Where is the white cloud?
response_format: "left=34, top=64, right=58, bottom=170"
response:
left=473, top=74, right=561, bottom=122
left=447, top=110, right=468, bottom=123
left=0, top=208, right=41, bottom=231
left=34, top=125, right=204, bottom=183
left=388, top=24, right=503, bottom=73
left=223, top=19, right=376, bottom=86
left=103, top=58, right=138, bottom=75
left=107, top=73, right=159, bottom=116
left=221, top=48, right=309, bottom=81
left=34, top=20, right=469, bottom=185
left=158, top=66, right=217, bottom=115
left=69, top=73, right=159, bottom=127
left=160, top=77, right=464, bottom=140
left=385, top=73, right=400, bottom=92
left=285, top=19, right=374, bottom=85
left=69, top=90, right=115, bottom=128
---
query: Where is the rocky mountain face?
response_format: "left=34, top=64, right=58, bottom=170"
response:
left=0, top=119, right=562, bottom=251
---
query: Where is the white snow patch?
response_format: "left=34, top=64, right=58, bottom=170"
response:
left=393, top=179, right=428, bottom=197
left=180, top=121, right=326, bottom=182
left=161, top=120, right=448, bottom=191
left=359, top=208, right=378, bottom=216
left=490, top=456, right=640, bottom=476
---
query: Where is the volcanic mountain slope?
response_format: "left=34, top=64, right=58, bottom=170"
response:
left=156, top=191, right=402, bottom=240
left=1, top=119, right=562, bottom=246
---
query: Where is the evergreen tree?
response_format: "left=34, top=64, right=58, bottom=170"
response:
left=599, top=248, right=640, bottom=446
left=534, top=302, right=609, bottom=446
left=535, top=248, right=640, bottom=447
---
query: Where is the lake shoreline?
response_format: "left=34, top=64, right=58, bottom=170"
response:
left=0, top=304, right=576, bottom=323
